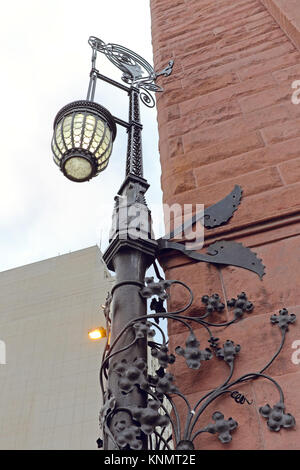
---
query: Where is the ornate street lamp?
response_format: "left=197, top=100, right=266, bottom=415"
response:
left=52, top=36, right=175, bottom=450
left=52, top=101, right=116, bottom=182
left=52, top=37, right=295, bottom=451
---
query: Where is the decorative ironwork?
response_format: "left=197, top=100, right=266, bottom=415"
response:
left=140, top=277, right=172, bottom=300
left=270, top=308, right=296, bottom=331
left=163, top=185, right=243, bottom=240
left=227, top=292, right=254, bottom=319
left=259, top=402, right=295, bottom=432
left=113, top=358, right=149, bottom=394
left=97, top=275, right=296, bottom=450
left=112, top=417, right=142, bottom=450
left=202, top=293, right=225, bottom=316
left=150, top=345, right=175, bottom=368
left=216, top=340, right=240, bottom=364
left=230, top=391, right=253, bottom=405
left=175, top=333, right=213, bottom=369
left=203, top=185, right=243, bottom=229
left=53, top=35, right=295, bottom=452
left=62, top=36, right=291, bottom=451
left=88, top=36, right=174, bottom=108
left=158, top=185, right=266, bottom=280
left=158, top=238, right=266, bottom=279
left=204, top=412, right=238, bottom=444
left=126, top=89, right=144, bottom=177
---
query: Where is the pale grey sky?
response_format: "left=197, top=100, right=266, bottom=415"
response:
left=0, top=0, right=165, bottom=273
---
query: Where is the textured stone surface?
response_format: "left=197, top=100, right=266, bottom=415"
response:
left=151, top=0, right=300, bottom=450
left=262, top=0, right=300, bottom=51
left=279, top=157, right=300, bottom=184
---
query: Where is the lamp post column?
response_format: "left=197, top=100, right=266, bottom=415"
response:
left=103, top=87, right=157, bottom=450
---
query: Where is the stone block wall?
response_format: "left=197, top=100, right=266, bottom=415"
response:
left=150, top=0, right=300, bottom=449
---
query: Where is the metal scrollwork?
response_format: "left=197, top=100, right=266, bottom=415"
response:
left=98, top=273, right=296, bottom=449
left=230, top=391, right=253, bottom=405
left=140, top=88, right=156, bottom=109
left=88, top=36, right=174, bottom=107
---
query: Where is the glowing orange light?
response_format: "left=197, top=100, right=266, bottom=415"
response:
left=88, top=327, right=107, bottom=340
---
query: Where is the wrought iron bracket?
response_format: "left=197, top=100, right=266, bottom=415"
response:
left=88, top=36, right=174, bottom=108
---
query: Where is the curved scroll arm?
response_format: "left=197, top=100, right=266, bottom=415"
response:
left=88, top=36, right=174, bottom=107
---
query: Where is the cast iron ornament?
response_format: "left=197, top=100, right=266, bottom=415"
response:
left=158, top=238, right=266, bottom=279
left=99, top=389, right=116, bottom=426
left=163, top=185, right=243, bottom=239
left=230, top=391, right=253, bottom=405
left=113, top=358, right=148, bottom=394
left=149, top=372, right=178, bottom=399
left=140, top=277, right=172, bottom=300
left=112, top=418, right=142, bottom=450
left=205, top=412, right=238, bottom=443
left=89, top=37, right=288, bottom=448
left=157, top=185, right=266, bottom=279
left=270, top=308, right=296, bottom=331
left=175, top=332, right=213, bottom=369
left=259, top=402, right=296, bottom=432
left=133, top=321, right=156, bottom=339
left=216, top=340, right=241, bottom=365
left=88, top=36, right=174, bottom=108
left=131, top=400, right=170, bottom=435
left=150, top=344, right=175, bottom=369
left=227, top=292, right=254, bottom=319
left=202, top=293, right=225, bottom=316
left=98, top=277, right=296, bottom=449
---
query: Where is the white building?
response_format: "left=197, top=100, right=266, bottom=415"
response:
left=0, top=246, right=114, bottom=449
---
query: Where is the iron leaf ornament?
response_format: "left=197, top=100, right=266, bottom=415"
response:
left=157, top=185, right=266, bottom=279
left=259, top=402, right=296, bottom=432
left=163, top=185, right=243, bottom=240
left=98, top=273, right=297, bottom=449
left=175, top=332, right=213, bottom=369
left=203, top=185, right=243, bottom=229
left=205, top=412, right=238, bottom=444
left=270, top=308, right=296, bottom=331
left=216, top=340, right=241, bottom=365
left=158, top=238, right=266, bottom=279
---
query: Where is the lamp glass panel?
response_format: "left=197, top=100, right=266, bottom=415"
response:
left=56, top=122, right=67, bottom=152
left=64, top=157, right=92, bottom=181
left=95, top=131, right=112, bottom=159
left=52, top=106, right=114, bottom=178
left=52, top=139, right=61, bottom=159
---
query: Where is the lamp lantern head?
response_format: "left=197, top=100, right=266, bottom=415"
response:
left=52, top=100, right=116, bottom=182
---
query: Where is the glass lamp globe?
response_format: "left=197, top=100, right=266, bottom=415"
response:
left=51, top=100, right=117, bottom=182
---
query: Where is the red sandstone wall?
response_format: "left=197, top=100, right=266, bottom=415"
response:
left=150, top=0, right=300, bottom=450
left=262, top=0, right=300, bottom=51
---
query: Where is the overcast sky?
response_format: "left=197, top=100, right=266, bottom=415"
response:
left=0, top=0, right=165, bottom=273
